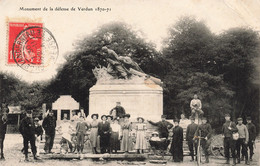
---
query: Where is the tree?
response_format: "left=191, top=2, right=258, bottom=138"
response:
left=161, top=17, right=234, bottom=124
left=215, top=28, right=260, bottom=120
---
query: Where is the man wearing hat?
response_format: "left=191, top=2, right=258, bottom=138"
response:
left=98, top=115, right=111, bottom=154
left=246, top=117, right=256, bottom=161
left=236, top=117, right=249, bottom=165
left=170, top=118, right=183, bottom=162
left=222, top=113, right=238, bottom=165
left=42, top=110, right=56, bottom=153
left=110, top=102, right=126, bottom=119
left=148, top=115, right=173, bottom=139
left=186, top=116, right=198, bottom=161
left=194, top=117, right=212, bottom=163
left=19, top=110, right=38, bottom=161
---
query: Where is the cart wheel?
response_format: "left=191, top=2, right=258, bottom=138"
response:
left=210, top=135, right=224, bottom=158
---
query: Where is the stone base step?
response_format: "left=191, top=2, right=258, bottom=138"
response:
left=42, top=153, right=147, bottom=160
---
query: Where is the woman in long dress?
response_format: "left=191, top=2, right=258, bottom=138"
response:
left=110, top=118, right=121, bottom=153
left=121, top=114, right=132, bottom=153
left=135, top=117, right=147, bottom=154
left=89, top=114, right=99, bottom=154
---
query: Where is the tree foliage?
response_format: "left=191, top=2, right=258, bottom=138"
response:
left=162, top=17, right=260, bottom=133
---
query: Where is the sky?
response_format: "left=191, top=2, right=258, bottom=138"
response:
left=0, top=0, right=260, bottom=83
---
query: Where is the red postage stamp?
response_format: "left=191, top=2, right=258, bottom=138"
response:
left=7, top=21, right=58, bottom=73
left=8, top=22, right=43, bottom=65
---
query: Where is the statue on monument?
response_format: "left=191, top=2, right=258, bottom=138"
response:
left=93, top=46, right=162, bottom=86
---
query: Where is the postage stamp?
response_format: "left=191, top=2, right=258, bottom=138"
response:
left=8, top=22, right=59, bottom=73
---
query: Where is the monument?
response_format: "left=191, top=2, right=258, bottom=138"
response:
left=89, top=47, right=163, bottom=121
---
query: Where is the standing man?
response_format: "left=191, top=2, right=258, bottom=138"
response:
left=0, top=104, right=8, bottom=160
left=19, top=110, right=38, bottom=161
left=110, top=102, right=126, bottom=119
left=170, top=119, right=183, bottom=162
left=222, top=113, right=238, bottom=165
left=246, top=117, right=256, bottom=161
left=195, top=117, right=212, bottom=163
left=98, top=115, right=111, bottom=154
left=42, top=110, right=56, bottom=153
left=148, top=115, right=173, bottom=139
left=186, top=116, right=198, bottom=161
left=236, top=117, right=249, bottom=165
left=190, top=94, right=204, bottom=118
left=76, top=116, right=89, bottom=156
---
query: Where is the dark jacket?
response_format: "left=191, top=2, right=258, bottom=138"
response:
left=42, top=115, right=56, bottom=135
left=246, top=123, right=256, bottom=141
left=76, top=121, right=89, bottom=134
left=19, top=116, right=35, bottom=137
left=186, top=122, right=198, bottom=141
left=195, top=123, right=212, bottom=139
left=98, top=121, right=111, bottom=136
left=148, top=120, right=173, bottom=138
left=222, top=121, right=238, bottom=138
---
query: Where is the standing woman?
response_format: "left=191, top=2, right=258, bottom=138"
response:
left=98, top=115, right=111, bottom=154
left=121, top=114, right=132, bottom=153
left=135, top=117, right=147, bottom=154
left=89, top=114, right=99, bottom=154
left=170, top=118, right=183, bottom=162
left=110, top=118, right=121, bottom=153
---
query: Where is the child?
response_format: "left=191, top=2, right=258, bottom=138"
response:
left=135, top=117, right=147, bottom=154
left=34, top=118, right=43, bottom=157
left=76, top=116, right=88, bottom=157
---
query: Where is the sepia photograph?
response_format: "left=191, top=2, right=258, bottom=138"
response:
left=0, top=0, right=259, bottom=165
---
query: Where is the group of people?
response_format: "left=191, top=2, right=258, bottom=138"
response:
left=10, top=100, right=258, bottom=165
left=184, top=113, right=256, bottom=166
left=222, top=114, right=256, bottom=165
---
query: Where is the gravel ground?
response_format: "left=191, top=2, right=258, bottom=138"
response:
left=0, top=134, right=259, bottom=166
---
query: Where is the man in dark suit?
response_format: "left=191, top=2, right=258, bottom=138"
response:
left=42, top=110, right=56, bottom=153
left=98, top=115, right=111, bottom=154
left=19, top=110, right=38, bottom=161
left=186, top=116, right=198, bottom=161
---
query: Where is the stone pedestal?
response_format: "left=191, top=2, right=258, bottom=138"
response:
left=89, top=80, right=163, bottom=121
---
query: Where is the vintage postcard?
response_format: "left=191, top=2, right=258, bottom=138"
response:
left=0, top=0, right=259, bottom=165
